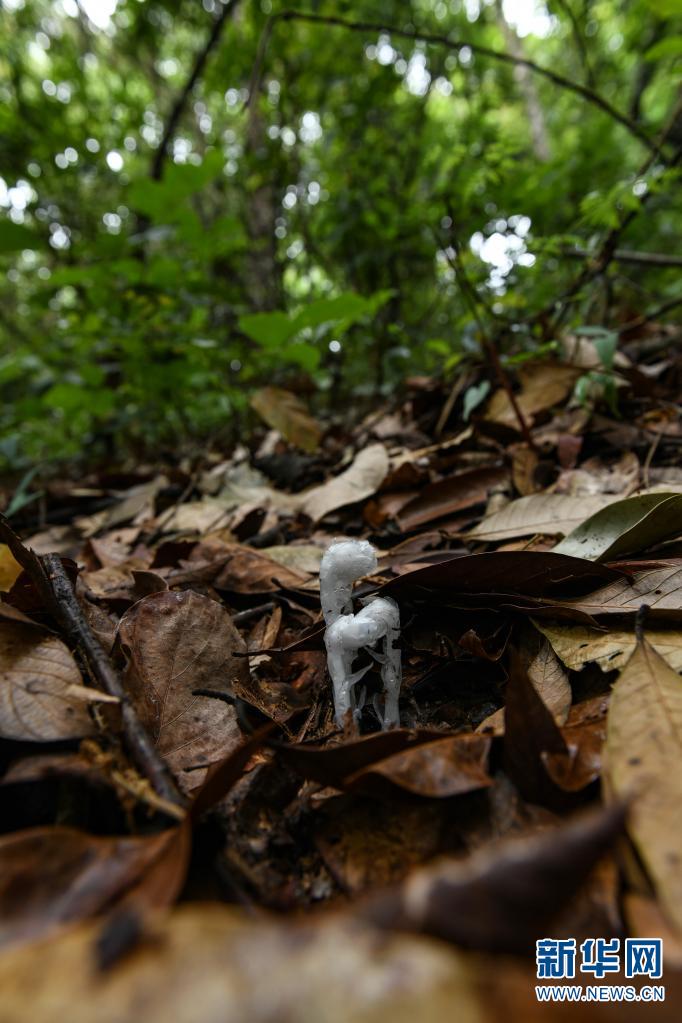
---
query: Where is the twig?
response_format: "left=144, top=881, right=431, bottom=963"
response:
left=619, top=295, right=682, bottom=333
left=552, top=0, right=594, bottom=86
left=437, top=224, right=538, bottom=450
left=560, top=247, right=682, bottom=269
left=0, top=513, right=186, bottom=814
left=151, top=0, right=241, bottom=180
left=642, top=431, right=661, bottom=490
left=251, top=10, right=658, bottom=155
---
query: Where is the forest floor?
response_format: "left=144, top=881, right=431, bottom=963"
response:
left=1, top=326, right=682, bottom=1020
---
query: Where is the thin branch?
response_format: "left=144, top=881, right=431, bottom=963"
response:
left=252, top=9, right=658, bottom=155
left=560, top=247, right=682, bottom=268
left=551, top=0, right=594, bottom=86
left=0, top=514, right=186, bottom=815
left=152, top=0, right=240, bottom=180
left=437, top=223, right=538, bottom=450
left=549, top=96, right=682, bottom=328
left=619, top=295, right=682, bottom=332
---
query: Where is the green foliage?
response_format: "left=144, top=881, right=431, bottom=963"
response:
left=0, top=0, right=680, bottom=469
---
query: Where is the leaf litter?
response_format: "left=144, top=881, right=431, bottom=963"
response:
left=3, top=351, right=682, bottom=1016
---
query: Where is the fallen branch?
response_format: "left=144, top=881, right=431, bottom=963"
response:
left=0, top=513, right=186, bottom=815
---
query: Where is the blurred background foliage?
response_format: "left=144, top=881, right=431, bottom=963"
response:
left=0, top=0, right=680, bottom=470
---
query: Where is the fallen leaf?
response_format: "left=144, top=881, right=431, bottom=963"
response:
left=261, top=544, right=323, bottom=574
left=250, top=387, right=323, bottom=453
left=75, top=476, right=167, bottom=537
left=485, top=362, right=580, bottom=427
left=211, top=544, right=310, bottom=593
left=0, top=623, right=96, bottom=741
left=301, top=444, right=389, bottom=522
left=467, top=492, right=613, bottom=541
left=542, top=694, right=609, bottom=793
left=605, top=638, right=682, bottom=931
left=0, top=544, right=22, bottom=591
left=536, top=620, right=682, bottom=672
left=345, top=734, right=492, bottom=799
left=502, top=647, right=568, bottom=804
left=478, top=630, right=571, bottom=735
left=554, top=491, right=682, bottom=561
left=316, top=798, right=446, bottom=894
left=361, top=802, right=626, bottom=953
left=383, top=550, right=620, bottom=599
left=275, top=729, right=445, bottom=789
left=0, top=825, right=186, bottom=951
left=556, top=560, right=682, bottom=621
left=118, top=591, right=248, bottom=790
left=0, top=904, right=484, bottom=1023
left=396, top=464, right=507, bottom=531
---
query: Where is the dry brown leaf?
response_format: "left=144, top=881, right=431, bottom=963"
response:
left=468, top=493, right=613, bottom=541
left=118, top=591, right=248, bottom=790
left=0, top=544, right=22, bottom=591
left=478, top=633, right=571, bottom=736
left=212, top=544, right=310, bottom=593
left=0, top=623, right=96, bottom=741
left=301, top=444, right=389, bottom=522
left=605, top=638, right=682, bottom=931
left=250, top=386, right=323, bottom=453
left=75, top=476, right=167, bottom=537
left=485, top=362, right=580, bottom=427
left=396, top=464, right=507, bottom=531
left=558, top=560, right=682, bottom=620
left=0, top=905, right=483, bottom=1023
left=0, top=825, right=187, bottom=951
left=536, top=620, right=682, bottom=673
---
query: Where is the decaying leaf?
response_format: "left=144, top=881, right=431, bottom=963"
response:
left=0, top=544, right=23, bottom=591
left=0, top=825, right=186, bottom=951
left=395, top=464, right=507, bottom=531
left=478, top=631, right=571, bottom=735
left=301, top=444, right=389, bottom=522
left=344, top=733, right=492, bottom=799
left=485, top=362, right=580, bottom=428
left=118, top=591, right=248, bottom=789
left=361, top=802, right=626, bottom=953
left=250, top=387, right=323, bottom=453
left=0, top=623, right=97, bottom=741
left=536, top=620, right=682, bottom=673
left=0, top=905, right=484, bottom=1023
left=556, top=560, right=682, bottom=621
left=605, top=638, right=682, bottom=931
left=554, top=491, right=682, bottom=561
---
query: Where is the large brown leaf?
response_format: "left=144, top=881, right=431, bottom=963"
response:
left=361, top=802, right=627, bottom=953
left=605, top=638, right=682, bottom=931
left=344, top=733, right=492, bottom=799
left=557, top=560, right=682, bottom=621
left=300, top=443, right=389, bottom=522
left=250, top=386, right=322, bottom=453
left=396, top=464, right=507, bottom=531
left=118, top=591, right=248, bottom=790
left=383, top=550, right=620, bottom=599
left=0, top=622, right=97, bottom=741
left=0, top=825, right=186, bottom=951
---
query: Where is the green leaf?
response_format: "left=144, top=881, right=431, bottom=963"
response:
left=553, top=492, right=682, bottom=561
left=645, top=35, right=682, bottom=60
left=462, top=380, right=491, bottom=420
left=0, top=220, right=42, bottom=253
left=238, top=312, right=295, bottom=348
left=647, top=0, right=682, bottom=17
